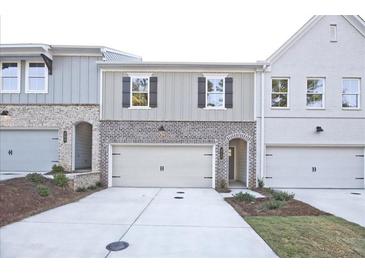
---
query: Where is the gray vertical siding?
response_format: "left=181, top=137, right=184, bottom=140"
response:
left=0, top=56, right=100, bottom=104
left=102, top=71, right=255, bottom=121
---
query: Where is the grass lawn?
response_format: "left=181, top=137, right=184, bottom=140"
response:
left=245, top=215, right=365, bottom=258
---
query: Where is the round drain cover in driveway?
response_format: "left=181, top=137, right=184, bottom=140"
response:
left=106, top=241, right=129, bottom=251
left=177, top=191, right=185, bottom=194
left=174, top=196, right=184, bottom=199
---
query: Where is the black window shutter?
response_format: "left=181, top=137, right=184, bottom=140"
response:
left=225, top=77, right=233, bottom=108
left=149, top=77, right=158, bottom=108
left=122, top=77, right=131, bottom=108
left=198, top=77, right=206, bottom=108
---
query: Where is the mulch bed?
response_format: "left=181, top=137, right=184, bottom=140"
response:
left=0, top=177, right=104, bottom=227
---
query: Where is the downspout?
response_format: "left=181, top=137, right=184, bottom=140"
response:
left=260, top=64, right=268, bottom=180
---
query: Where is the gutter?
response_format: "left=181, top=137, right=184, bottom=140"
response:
left=260, top=64, right=268, bottom=180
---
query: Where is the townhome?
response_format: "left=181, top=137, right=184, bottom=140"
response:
left=256, top=15, right=365, bottom=189
left=1, top=15, right=364, bottom=190
left=0, top=45, right=140, bottom=175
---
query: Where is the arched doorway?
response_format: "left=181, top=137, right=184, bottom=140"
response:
left=74, top=122, right=92, bottom=170
left=228, top=138, right=248, bottom=188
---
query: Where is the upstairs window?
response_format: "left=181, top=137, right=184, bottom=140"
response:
left=206, top=77, right=225, bottom=108
left=131, top=76, right=149, bottom=107
left=26, top=62, right=48, bottom=93
left=307, top=78, right=325, bottom=109
left=330, top=24, right=337, bottom=42
left=271, top=78, right=289, bottom=108
left=342, top=78, right=360, bottom=109
left=1, top=62, right=20, bottom=93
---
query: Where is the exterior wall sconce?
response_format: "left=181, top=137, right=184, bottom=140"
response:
left=158, top=125, right=165, bottom=132
left=220, top=147, right=224, bottom=160
left=63, top=131, right=68, bottom=143
left=316, top=126, right=324, bottom=133
left=0, top=110, right=9, bottom=116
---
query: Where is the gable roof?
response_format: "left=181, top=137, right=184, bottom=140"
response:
left=267, top=15, right=365, bottom=64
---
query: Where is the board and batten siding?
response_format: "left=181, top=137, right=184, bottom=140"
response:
left=0, top=56, right=100, bottom=104
left=102, top=71, right=255, bottom=121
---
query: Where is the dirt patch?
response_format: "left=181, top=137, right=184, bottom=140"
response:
left=225, top=197, right=330, bottom=217
left=0, top=177, right=105, bottom=227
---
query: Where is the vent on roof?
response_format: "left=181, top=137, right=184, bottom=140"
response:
left=330, top=24, right=337, bottom=42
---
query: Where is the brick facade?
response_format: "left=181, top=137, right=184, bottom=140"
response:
left=0, top=105, right=100, bottom=172
left=100, top=120, right=256, bottom=188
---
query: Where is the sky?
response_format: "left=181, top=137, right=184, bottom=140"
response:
left=0, top=0, right=364, bottom=62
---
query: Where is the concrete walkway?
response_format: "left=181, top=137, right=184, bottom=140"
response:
left=287, top=189, right=365, bottom=227
left=0, top=188, right=276, bottom=258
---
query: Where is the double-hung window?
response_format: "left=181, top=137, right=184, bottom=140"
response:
left=271, top=78, right=289, bottom=108
left=342, top=78, right=360, bottom=109
left=306, top=78, right=325, bottom=108
left=131, top=76, right=149, bottom=108
left=26, top=62, right=48, bottom=93
left=1, top=62, right=20, bottom=93
left=206, top=76, right=225, bottom=108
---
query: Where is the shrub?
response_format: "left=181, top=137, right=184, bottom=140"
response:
left=261, top=200, right=284, bottom=210
left=234, top=192, right=256, bottom=203
left=76, top=187, right=86, bottom=192
left=96, top=181, right=102, bottom=188
left=272, top=190, right=295, bottom=201
left=52, top=164, right=65, bottom=174
left=218, top=179, right=228, bottom=189
left=53, top=173, right=68, bottom=187
left=36, top=184, right=49, bottom=197
left=87, top=185, right=96, bottom=190
left=26, top=173, right=44, bottom=184
left=257, top=178, right=265, bottom=188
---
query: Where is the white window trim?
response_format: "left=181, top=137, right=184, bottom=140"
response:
left=129, top=75, right=150, bottom=109
left=342, top=78, right=361, bottom=110
left=0, top=61, right=21, bottom=94
left=306, top=77, right=326, bottom=109
left=25, top=61, right=48, bottom=94
left=204, top=75, right=226, bottom=110
left=271, top=77, right=290, bottom=109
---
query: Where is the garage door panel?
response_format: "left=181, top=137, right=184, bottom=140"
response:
left=112, top=145, right=213, bottom=188
left=266, top=147, right=364, bottom=189
left=0, top=130, right=59, bottom=172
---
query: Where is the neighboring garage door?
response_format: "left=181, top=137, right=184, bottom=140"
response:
left=265, top=146, right=364, bottom=189
left=112, top=145, right=213, bottom=187
left=0, top=129, right=59, bottom=172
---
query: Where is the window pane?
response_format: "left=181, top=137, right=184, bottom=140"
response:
left=29, top=63, right=46, bottom=77
left=29, top=77, right=45, bottom=91
left=342, top=94, right=358, bottom=108
left=2, top=63, right=18, bottom=77
left=132, top=93, right=148, bottom=106
left=271, top=94, right=287, bottom=107
left=132, top=78, right=148, bottom=92
left=343, top=79, right=359, bottom=94
left=307, top=94, right=323, bottom=108
left=307, top=79, right=324, bottom=94
left=2, top=78, right=18, bottom=91
left=207, top=93, right=224, bottom=107
left=207, top=78, right=224, bottom=93
left=272, top=79, right=288, bottom=93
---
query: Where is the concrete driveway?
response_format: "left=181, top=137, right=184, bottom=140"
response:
left=287, top=189, right=365, bottom=227
left=0, top=188, right=276, bottom=258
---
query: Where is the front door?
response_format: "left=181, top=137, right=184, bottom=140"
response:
left=229, top=147, right=235, bottom=180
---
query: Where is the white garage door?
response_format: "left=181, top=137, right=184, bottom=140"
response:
left=265, top=146, right=364, bottom=189
left=111, top=145, right=213, bottom=187
left=0, top=129, right=59, bottom=172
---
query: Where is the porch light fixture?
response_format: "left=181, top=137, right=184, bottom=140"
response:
left=63, top=131, right=67, bottom=143
left=0, top=110, right=9, bottom=116
left=220, top=147, right=224, bottom=160
left=316, top=126, right=324, bottom=133
left=158, top=125, right=165, bottom=132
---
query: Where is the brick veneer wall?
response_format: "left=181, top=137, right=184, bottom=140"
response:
left=100, top=121, right=256, bottom=188
left=0, top=105, right=100, bottom=172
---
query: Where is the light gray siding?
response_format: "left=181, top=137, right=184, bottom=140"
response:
left=75, top=122, right=92, bottom=169
left=102, top=71, right=255, bottom=121
left=0, top=56, right=100, bottom=104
